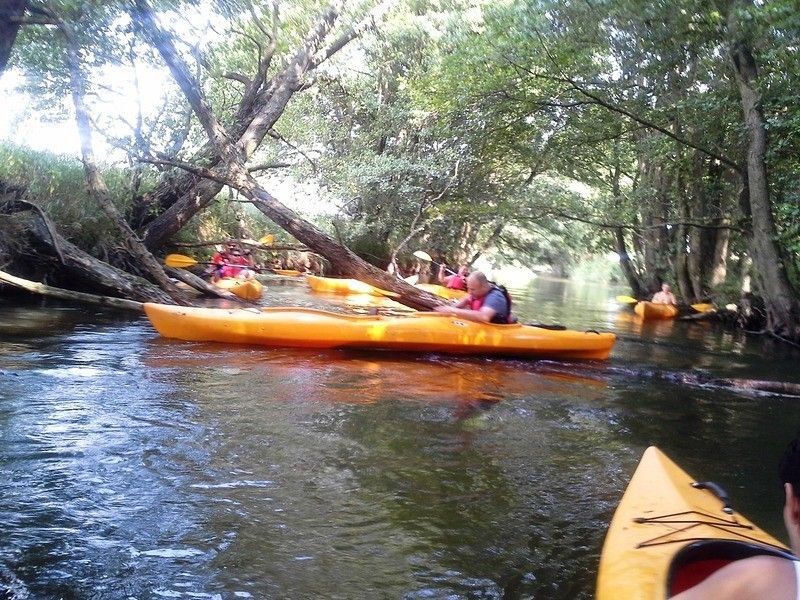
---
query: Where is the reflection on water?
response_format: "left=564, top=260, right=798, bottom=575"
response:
left=1, top=276, right=799, bottom=598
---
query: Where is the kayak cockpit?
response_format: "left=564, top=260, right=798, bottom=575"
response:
left=667, top=539, right=796, bottom=596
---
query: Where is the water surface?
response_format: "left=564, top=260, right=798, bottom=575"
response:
left=1, top=276, right=799, bottom=599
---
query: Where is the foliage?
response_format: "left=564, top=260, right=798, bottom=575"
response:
left=0, top=142, right=136, bottom=247
left=2, top=0, right=800, bottom=304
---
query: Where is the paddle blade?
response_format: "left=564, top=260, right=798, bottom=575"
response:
left=403, top=274, right=419, bottom=285
left=165, top=254, right=198, bottom=268
left=691, top=303, right=715, bottom=313
left=259, top=234, right=275, bottom=245
left=413, top=250, right=433, bottom=262
left=373, top=287, right=400, bottom=298
left=616, top=295, right=638, bottom=304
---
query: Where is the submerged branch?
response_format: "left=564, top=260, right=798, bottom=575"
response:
left=0, top=270, right=143, bottom=312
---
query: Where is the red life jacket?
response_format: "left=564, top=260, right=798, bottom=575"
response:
left=469, top=286, right=513, bottom=324
left=445, top=274, right=467, bottom=290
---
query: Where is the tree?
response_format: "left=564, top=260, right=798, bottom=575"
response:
left=0, top=0, right=28, bottom=74
left=726, top=0, right=800, bottom=340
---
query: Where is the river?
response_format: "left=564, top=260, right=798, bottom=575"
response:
left=1, top=275, right=799, bottom=599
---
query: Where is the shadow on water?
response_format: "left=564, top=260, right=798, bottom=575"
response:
left=1, top=277, right=799, bottom=598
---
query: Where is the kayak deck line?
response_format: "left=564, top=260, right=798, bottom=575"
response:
left=630, top=509, right=777, bottom=550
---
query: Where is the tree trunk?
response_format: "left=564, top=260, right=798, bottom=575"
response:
left=614, top=227, right=646, bottom=298
left=728, top=1, right=800, bottom=341
left=0, top=269, right=143, bottom=312
left=132, top=0, right=359, bottom=251
left=686, top=153, right=708, bottom=301
left=0, top=0, right=27, bottom=74
left=243, top=178, right=441, bottom=311
left=59, top=14, right=185, bottom=304
left=639, top=160, right=671, bottom=292
left=710, top=218, right=730, bottom=287
left=18, top=214, right=175, bottom=303
left=610, top=138, right=646, bottom=298
left=134, top=0, right=452, bottom=312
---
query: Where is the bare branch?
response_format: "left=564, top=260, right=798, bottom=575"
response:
left=248, top=161, right=291, bottom=172
left=222, top=71, right=252, bottom=86
left=267, top=129, right=317, bottom=173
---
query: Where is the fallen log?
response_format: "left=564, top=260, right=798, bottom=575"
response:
left=0, top=269, right=143, bottom=312
left=534, top=360, right=800, bottom=399
left=18, top=213, right=177, bottom=304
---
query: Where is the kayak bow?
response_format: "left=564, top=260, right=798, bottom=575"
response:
left=597, top=447, right=791, bottom=599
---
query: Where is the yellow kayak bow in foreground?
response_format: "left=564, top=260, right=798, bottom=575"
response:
left=597, top=446, right=792, bottom=599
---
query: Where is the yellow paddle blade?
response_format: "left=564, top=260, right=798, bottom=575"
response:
left=259, top=234, right=275, bottom=245
left=164, top=253, right=199, bottom=268
left=413, top=250, right=433, bottom=262
left=691, top=303, right=715, bottom=313
left=616, top=295, right=638, bottom=304
left=373, top=287, right=400, bottom=298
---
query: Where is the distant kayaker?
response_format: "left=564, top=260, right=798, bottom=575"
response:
left=205, top=243, right=233, bottom=282
left=434, top=271, right=513, bottom=324
left=221, top=246, right=256, bottom=279
left=671, top=435, right=800, bottom=600
left=438, top=264, right=468, bottom=290
left=651, top=283, right=677, bottom=305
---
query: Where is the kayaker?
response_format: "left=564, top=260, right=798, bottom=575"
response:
left=433, top=271, right=513, bottom=324
left=205, top=244, right=232, bottom=282
left=671, top=435, right=800, bottom=599
left=651, top=282, right=677, bottom=305
left=438, top=264, right=468, bottom=290
left=221, top=246, right=256, bottom=279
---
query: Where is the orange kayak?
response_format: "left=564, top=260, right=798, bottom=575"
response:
left=306, top=274, right=394, bottom=297
left=597, top=447, right=791, bottom=599
left=143, top=303, right=616, bottom=360
left=214, top=278, right=264, bottom=301
left=415, top=283, right=468, bottom=301
left=634, top=301, right=678, bottom=320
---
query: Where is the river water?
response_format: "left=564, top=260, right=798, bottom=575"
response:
left=1, top=275, right=799, bottom=599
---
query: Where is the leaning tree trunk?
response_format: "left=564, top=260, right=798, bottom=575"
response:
left=136, top=0, right=443, bottom=312
left=613, top=227, right=647, bottom=299
left=58, top=15, right=186, bottom=304
left=728, top=1, right=800, bottom=341
left=132, top=0, right=371, bottom=251
left=610, top=141, right=646, bottom=299
left=243, top=178, right=441, bottom=311
left=0, top=0, right=27, bottom=74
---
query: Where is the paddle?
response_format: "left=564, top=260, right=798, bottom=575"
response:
left=412, top=251, right=456, bottom=275
left=165, top=253, right=273, bottom=273
left=616, top=295, right=638, bottom=304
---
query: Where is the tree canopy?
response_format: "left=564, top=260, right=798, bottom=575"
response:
left=0, top=0, right=798, bottom=339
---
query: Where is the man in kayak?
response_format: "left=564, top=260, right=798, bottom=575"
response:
left=671, top=436, right=800, bottom=599
left=433, top=271, right=513, bottom=324
left=438, top=264, right=468, bottom=290
left=651, top=282, right=677, bottom=305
